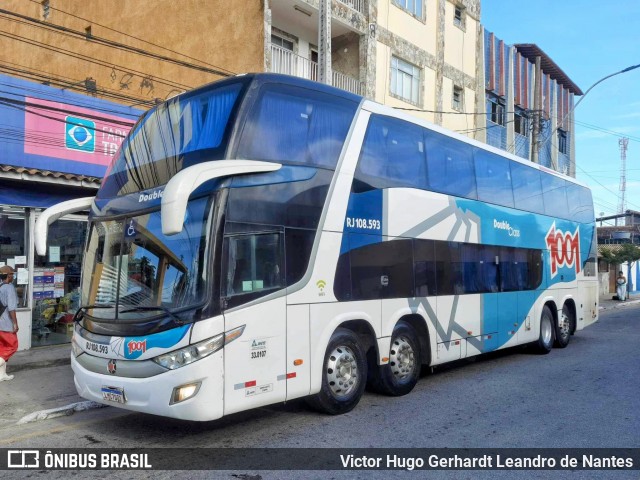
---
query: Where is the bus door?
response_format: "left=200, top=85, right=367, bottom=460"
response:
left=221, top=232, right=287, bottom=415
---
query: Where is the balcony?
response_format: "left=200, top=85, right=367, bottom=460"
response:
left=270, top=44, right=362, bottom=96
left=337, top=0, right=366, bottom=15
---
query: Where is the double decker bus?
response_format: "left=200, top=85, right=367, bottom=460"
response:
left=36, top=74, right=598, bottom=421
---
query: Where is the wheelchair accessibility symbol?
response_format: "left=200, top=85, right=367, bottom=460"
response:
left=125, top=219, right=137, bottom=238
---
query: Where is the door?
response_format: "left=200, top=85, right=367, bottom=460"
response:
left=222, top=232, right=287, bottom=415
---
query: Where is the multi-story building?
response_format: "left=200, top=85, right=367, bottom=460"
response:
left=267, top=0, right=482, bottom=134
left=480, top=30, right=582, bottom=176
left=1, top=0, right=483, bottom=133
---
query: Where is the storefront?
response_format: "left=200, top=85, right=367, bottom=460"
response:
left=0, top=74, right=142, bottom=350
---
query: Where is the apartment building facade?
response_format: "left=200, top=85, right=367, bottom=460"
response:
left=480, top=30, right=582, bottom=177
left=267, top=0, right=483, bottom=135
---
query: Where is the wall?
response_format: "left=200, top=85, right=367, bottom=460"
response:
left=1, top=0, right=265, bottom=106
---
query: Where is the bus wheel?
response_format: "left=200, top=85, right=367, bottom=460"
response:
left=554, top=304, right=573, bottom=348
left=535, top=306, right=554, bottom=354
left=307, top=328, right=367, bottom=415
left=370, top=322, right=421, bottom=396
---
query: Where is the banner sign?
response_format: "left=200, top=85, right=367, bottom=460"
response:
left=1, top=448, right=638, bottom=471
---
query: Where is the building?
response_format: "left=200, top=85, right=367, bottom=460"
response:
left=480, top=31, right=582, bottom=176
left=268, top=0, right=483, bottom=134
left=0, top=74, right=140, bottom=350
left=596, top=210, right=640, bottom=296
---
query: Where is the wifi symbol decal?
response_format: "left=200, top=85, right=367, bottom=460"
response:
left=316, top=280, right=327, bottom=292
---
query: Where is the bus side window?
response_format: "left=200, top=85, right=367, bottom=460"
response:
left=542, top=175, right=569, bottom=219
left=474, top=149, right=514, bottom=208
left=413, top=239, right=436, bottom=297
left=355, top=115, right=427, bottom=190
left=237, top=84, right=357, bottom=169
left=511, top=162, right=545, bottom=214
left=425, top=131, right=477, bottom=200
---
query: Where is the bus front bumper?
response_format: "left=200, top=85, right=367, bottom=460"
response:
left=71, top=349, right=224, bottom=421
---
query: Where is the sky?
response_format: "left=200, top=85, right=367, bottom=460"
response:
left=481, top=0, right=640, bottom=224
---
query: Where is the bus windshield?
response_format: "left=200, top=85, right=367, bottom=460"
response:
left=99, top=81, right=245, bottom=198
left=82, top=196, right=213, bottom=320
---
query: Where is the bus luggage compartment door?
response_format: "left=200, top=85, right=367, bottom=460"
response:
left=222, top=297, right=287, bottom=415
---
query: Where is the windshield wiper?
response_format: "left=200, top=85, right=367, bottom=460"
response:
left=73, top=304, right=115, bottom=323
left=119, top=305, right=185, bottom=325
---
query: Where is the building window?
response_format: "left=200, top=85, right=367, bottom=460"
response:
left=514, top=111, right=528, bottom=135
left=394, top=0, right=424, bottom=19
left=489, top=99, right=505, bottom=126
left=454, top=5, right=466, bottom=28
left=558, top=129, right=568, bottom=154
left=271, top=33, right=294, bottom=51
left=391, top=56, right=421, bottom=105
left=452, top=85, right=464, bottom=111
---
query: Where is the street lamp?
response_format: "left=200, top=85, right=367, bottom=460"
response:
left=539, top=63, right=640, bottom=164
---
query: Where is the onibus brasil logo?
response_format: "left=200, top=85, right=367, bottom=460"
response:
left=546, top=223, right=580, bottom=278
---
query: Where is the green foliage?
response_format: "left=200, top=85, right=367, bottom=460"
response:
left=600, top=244, right=640, bottom=266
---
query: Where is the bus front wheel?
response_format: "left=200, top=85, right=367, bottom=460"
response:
left=369, top=321, right=421, bottom=396
left=306, top=328, right=367, bottom=415
left=535, top=305, right=554, bottom=354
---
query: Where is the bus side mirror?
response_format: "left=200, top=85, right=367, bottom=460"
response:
left=35, top=197, right=95, bottom=256
left=161, top=160, right=281, bottom=236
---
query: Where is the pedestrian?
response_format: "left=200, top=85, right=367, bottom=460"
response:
left=0, top=265, right=19, bottom=381
left=616, top=270, right=627, bottom=302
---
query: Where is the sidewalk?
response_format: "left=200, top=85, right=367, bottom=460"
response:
left=598, top=292, right=640, bottom=310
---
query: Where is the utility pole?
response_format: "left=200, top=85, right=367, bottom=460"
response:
left=531, top=56, right=542, bottom=164
left=318, top=0, right=332, bottom=85
left=618, top=137, right=629, bottom=225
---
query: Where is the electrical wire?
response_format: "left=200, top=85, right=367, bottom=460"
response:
left=0, top=8, right=234, bottom=78
left=25, top=0, right=236, bottom=76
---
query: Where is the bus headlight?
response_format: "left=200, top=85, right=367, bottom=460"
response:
left=153, top=334, right=224, bottom=370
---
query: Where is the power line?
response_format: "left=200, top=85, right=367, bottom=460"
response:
left=24, top=0, right=236, bottom=76
left=0, top=8, right=234, bottom=78
left=0, top=28, right=194, bottom=92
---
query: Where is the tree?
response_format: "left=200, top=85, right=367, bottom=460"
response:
left=600, top=244, right=640, bottom=266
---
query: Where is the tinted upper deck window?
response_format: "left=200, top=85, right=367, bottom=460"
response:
left=237, top=84, right=358, bottom=169
left=100, top=82, right=244, bottom=198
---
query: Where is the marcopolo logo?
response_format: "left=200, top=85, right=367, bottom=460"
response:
left=546, top=222, right=580, bottom=278
left=65, top=116, right=96, bottom=152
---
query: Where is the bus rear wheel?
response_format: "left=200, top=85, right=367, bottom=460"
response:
left=535, top=305, right=554, bottom=354
left=369, top=322, right=421, bottom=396
left=306, top=328, right=367, bottom=415
left=554, top=304, right=573, bottom=348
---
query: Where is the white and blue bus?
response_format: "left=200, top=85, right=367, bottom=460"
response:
left=36, top=74, right=598, bottom=421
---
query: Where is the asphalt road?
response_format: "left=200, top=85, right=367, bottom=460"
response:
left=1, top=304, right=639, bottom=480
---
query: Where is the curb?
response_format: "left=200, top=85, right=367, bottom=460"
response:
left=16, top=401, right=107, bottom=425
left=598, top=299, right=640, bottom=311
left=9, top=357, right=71, bottom=373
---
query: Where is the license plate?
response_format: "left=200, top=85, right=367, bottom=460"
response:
left=101, top=386, right=126, bottom=404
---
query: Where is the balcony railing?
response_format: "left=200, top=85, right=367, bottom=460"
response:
left=337, top=0, right=365, bottom=14
left=270, top=44, right=362, bottom=96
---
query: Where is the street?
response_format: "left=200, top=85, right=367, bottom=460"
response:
left=0, top=303, right=638, bottom=480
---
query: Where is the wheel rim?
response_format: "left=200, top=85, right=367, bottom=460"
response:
left=389, top=335, right=416, bottom=381
left=559, top=311, right=571, bottom=341
left=326, top=345, right=359, bottom=398
left=541, top=316, right=553, bottom=346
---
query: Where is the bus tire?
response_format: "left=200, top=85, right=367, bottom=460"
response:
left=535, top=305, right=554, bottom=354
left=306, top=328, right=367, bottom=415
left=554, top=304, right=573, bottom=348
left=369, top=322, right=421, bottom=396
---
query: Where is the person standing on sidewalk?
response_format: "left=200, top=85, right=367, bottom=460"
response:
left=616, top=270, right=628, bottom=301
left=0, top=265, right=19, bottom=381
